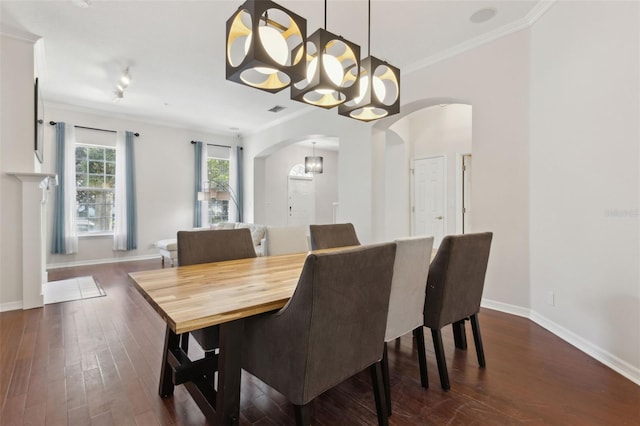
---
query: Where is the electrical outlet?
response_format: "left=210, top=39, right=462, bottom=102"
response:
left=547, top=291, right=555, bottom=306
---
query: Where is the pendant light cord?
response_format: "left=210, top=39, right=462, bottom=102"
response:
left=368, top=0, right=371, bottom=57
left=324, top=0, right=327, bottom=29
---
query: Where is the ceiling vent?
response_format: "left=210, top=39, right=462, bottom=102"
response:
left=268, top=105, right=286, bottom=113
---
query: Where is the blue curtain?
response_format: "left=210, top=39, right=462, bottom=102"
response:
left=51, top=122, right=66, bottom=254
left=193, top=141, right=203, bottom=227
left=125, top=131, right=137, bottom=250
left=236, top=146, right=244, bottom=222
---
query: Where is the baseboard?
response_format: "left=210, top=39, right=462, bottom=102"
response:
left=47, top=254, right=161, bottom=270
left=529, top=311, right=640, bottom=386
left=0, top=300, right=23, bottom=312
left=482, top=297, right=640, bottom=386
left=481, top=298, right=531, bottom=318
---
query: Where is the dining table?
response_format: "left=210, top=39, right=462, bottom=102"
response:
left=129, top=250, right=318, bottom=425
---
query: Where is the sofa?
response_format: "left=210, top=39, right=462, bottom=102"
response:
left=157, top=222, right=267, bottom=267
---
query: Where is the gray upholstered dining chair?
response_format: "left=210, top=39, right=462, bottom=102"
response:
left=382, top=236, right=434, bottom=414
left=264, top=225, right=309, bottom=256
left=242, top=243, right=397, bottom=426
left=308, top=222, right=360, bottom=250
left=177, top=228, right=256, bottom=355
left=423, top=232, right=493, bottom=390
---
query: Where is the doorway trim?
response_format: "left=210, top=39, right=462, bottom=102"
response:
left=455, top=152, right=472, bottom=234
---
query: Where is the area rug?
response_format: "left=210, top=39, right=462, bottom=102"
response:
left=44, top=276, right=106, bottom=304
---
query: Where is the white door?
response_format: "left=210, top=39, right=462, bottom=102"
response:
left=462, top=154, right=472, bottom=233
left=413, top=156, right=445, bottom=246
left=288, top=177, right=314, bottom=226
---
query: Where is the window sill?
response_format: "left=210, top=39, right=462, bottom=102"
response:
left=78, top=233, right=113, bottom=239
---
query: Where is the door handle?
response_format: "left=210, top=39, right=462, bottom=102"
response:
left=436, top=216, right=443, bottom=220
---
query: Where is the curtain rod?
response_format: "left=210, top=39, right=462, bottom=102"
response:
left=49, top=121, right=140, bottom=137
left=190, top=141, right=231, bottom=149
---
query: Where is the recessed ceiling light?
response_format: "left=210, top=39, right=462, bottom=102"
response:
left=470, top=8, right=497, bottom=24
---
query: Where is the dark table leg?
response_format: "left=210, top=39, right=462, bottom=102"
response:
left=216, top=319, right=244, bottom=426
left=159, top=325, right=179, bottom=397
left=157, top=321, right=244, bottom=425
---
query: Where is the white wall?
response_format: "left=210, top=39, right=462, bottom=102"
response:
left=41, top=105, right=238, bottom=269
left=0, top=33, right=37, bottom=308
left=408, top=104, right=472, bottom=236
left=383, top=131, right=411, bottom=241
left=255, top=144, right=338, bottom=226
left=390, top=29, right=531, bottom=310
left=529, top=1, right=639, bottom=380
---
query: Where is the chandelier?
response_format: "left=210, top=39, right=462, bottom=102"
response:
left=338, top=0, right=400, bottom=121
left=226, top=0, right=306, bottom=93
left=290, top=0, right=360, bottom=109
left=304, top=141, right=323, bottom=174
left=225, top=0, right=399, bottom=121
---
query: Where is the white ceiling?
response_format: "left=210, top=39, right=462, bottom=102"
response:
left=1, top=0, right=540, bottom=137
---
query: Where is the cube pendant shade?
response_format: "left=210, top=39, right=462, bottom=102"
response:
left=226, top=0, right=307, bottom=93
left=338, top=56, right=400, bottom=121
left=304, top=156, right=323, bottom=174
left=291, top=28, right=361, bottom=109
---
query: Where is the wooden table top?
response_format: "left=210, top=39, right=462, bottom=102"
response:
left=129, top=251, right=310, bottom=334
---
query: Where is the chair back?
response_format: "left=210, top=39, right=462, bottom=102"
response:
left=177, top=228, right=257, bottom=351
left=264, top=225, right=309, bottom=256
left=424, top=232, right=493, bottom=329
left=242, top=243, right=396, bottom=405
left=177, top=228, right=256, bottom=266
left=309, top=223, right=360, bottom=250
left=385, top=236, right=434, bottom=342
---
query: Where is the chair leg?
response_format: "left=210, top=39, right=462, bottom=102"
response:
left=431, top=329, right=450, bottom=391
left=452, top=319, right=467, bottom=350
left=370, top=361, right=389, bottom=426
left=470, top=314, right=486, bottom=368
left=294, top=403, right=311, bottom=426
left=381, top=343, right=392, bottom=415
left=413, top=326, right=428, bottom=388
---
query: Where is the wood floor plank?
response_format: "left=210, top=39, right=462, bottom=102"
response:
left=0, top=259, right=637, bottom=425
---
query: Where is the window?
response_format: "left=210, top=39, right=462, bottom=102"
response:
left=289, top=163, right=313, bottom=178
left=207, top=157, right=230, bottom=224
left=75, top=144, right=116, bottom=234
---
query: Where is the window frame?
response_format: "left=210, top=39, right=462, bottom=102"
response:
left=75, top=143, right=117, bottom=236
left=206, top=156, right=231, bottom=225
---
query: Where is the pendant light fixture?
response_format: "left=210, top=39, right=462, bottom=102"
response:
left=338, top=0, right=400, bottom=121
left=226, top=0, right=307, bottom=93
left=305, top=141, right=323, bottom=174
left=291, top=0, right=360, bottom=109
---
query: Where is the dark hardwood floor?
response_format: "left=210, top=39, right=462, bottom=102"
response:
left=1, top=259, right=638, bottom=425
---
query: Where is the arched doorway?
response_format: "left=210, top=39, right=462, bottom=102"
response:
left=372, top=100, right=472, bottom=245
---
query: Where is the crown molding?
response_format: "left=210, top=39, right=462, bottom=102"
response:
left=525, top=0, right=557, bottom=25
left=404, top=0, right=558, bottom=76
left=0, top=25, right=40, bottom=43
